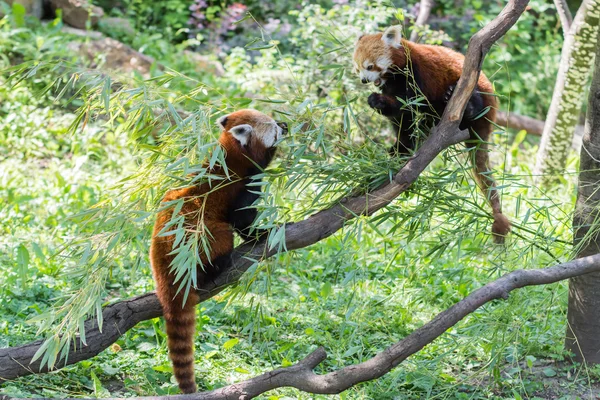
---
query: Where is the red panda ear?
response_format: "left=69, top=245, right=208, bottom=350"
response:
left=229, top=124, right=253, bottom=147
left=217, top=115, right=229, bottom=130
left=382, top=25, right=402, bottom=48
left=354, top=32, right=365, bottom=45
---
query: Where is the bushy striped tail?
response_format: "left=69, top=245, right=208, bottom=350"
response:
left=164, top=296, right=198, bottom=394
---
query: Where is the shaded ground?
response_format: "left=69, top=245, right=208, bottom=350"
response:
left=480, top=360, right=600, bottom=399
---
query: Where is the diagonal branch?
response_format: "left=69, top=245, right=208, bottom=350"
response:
left=0, top=0, right=531, bottom=384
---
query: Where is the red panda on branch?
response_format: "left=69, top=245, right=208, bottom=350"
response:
left=353, top=25, right=511, bottom=243
left=150, top=109, right=287, bottom=393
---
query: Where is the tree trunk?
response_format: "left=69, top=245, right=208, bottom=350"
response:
left=565, top=27, right=600, bottom=363
left=533, top=0, right=600, bottom=185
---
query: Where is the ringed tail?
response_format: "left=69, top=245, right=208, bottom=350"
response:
left=164, top=293, right=198, bottom=393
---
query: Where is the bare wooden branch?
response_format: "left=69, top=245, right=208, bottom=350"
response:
left=410, top=0, right=435, bottom=42
left=4, top=253, right=600, bottom=400
left=495, top=111, right=584, bottom=151
left=554, top=0, right=574, bottom=34
left=0, top=0, right=530, bottom=386
left=0, top=293, right=163, bottom=381
left=496, top=111, right=545, bottom=135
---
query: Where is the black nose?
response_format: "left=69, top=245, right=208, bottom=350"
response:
left=277, top=121, right=288, bottom=134
left=361, top=78, right=368, bottom=84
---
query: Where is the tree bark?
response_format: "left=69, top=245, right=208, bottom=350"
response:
left=497, top=110, right=545, bottom=135
left=534, top=0, right=600, bottom=185
left=565, top=27, right=600, bottom=363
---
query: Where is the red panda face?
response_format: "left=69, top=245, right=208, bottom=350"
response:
left=353, top=26, right=403, bottom=87
left=217, top=109, right=287, bottom=151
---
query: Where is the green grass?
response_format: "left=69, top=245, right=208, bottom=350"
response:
left=0, top=2, right=596, bottom=399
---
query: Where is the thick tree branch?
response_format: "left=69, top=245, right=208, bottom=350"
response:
left=0, top=293, right=163, bottom=381
left=0, top=0, right=530, bottom=385
left=495, top=111, right=584, bottom=150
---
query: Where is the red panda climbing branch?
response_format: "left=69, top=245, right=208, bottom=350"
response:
left=150, top=109, right=287, bottom=393
left=353, top=25, right=511, bottom=243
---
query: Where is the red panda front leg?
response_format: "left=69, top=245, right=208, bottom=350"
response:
left=444, top=84, right=487, bottom=130
left=367, top=93, right=416, bottom=155
left=368, top=93, right=403, bottom=117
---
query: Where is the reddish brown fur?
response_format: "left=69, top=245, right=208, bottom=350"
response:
left=150, top=110, right=280, bottom=393
left=355, top=34, right=495, bottom=100
left=354, top=33, right=510, bottom=242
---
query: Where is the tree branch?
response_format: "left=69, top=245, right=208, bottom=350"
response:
left=554, top=0, right=573, bottom=35
left=0, top=0, right=531, bottom=386
left=410, top=0, right=435, bottom=42
left=496, top=111, right=545, bottom=135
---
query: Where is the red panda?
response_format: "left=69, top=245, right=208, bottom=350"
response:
left=353, top=25, right=511, bottom=243
left=150, top=109, right=287, bottom=393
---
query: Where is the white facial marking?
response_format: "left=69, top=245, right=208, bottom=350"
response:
left=230, top=124, right=252, bottom=146
left=360, top=69, right=381, bottom=83
left=253, top=121, right=281, bottom=148
left=376, top=55, right=392, bottom=71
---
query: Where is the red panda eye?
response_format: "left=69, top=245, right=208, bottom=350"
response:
left=367, top=65, right=374, bottom=71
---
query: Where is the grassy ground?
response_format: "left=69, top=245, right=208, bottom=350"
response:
left=0, top=3, right=596, bottom=399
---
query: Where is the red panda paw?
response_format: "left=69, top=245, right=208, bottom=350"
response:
left=444, top=84, right=456, bottom=104
left=368, top=93, right=391, bottom=112
left=491, top=213, right=511, bottom=244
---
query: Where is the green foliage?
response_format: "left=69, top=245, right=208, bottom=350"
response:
left=485, top=0, right=563, bottom=119
left=1, top=0, right=595, bottom=399
left=102, top=0, right=191, bottom=42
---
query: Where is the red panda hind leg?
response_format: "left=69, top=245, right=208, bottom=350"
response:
left=466, top=120, right=511, bottom=244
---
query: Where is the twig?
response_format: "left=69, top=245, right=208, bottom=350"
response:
left=496, top=110, right=545, bottom=135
